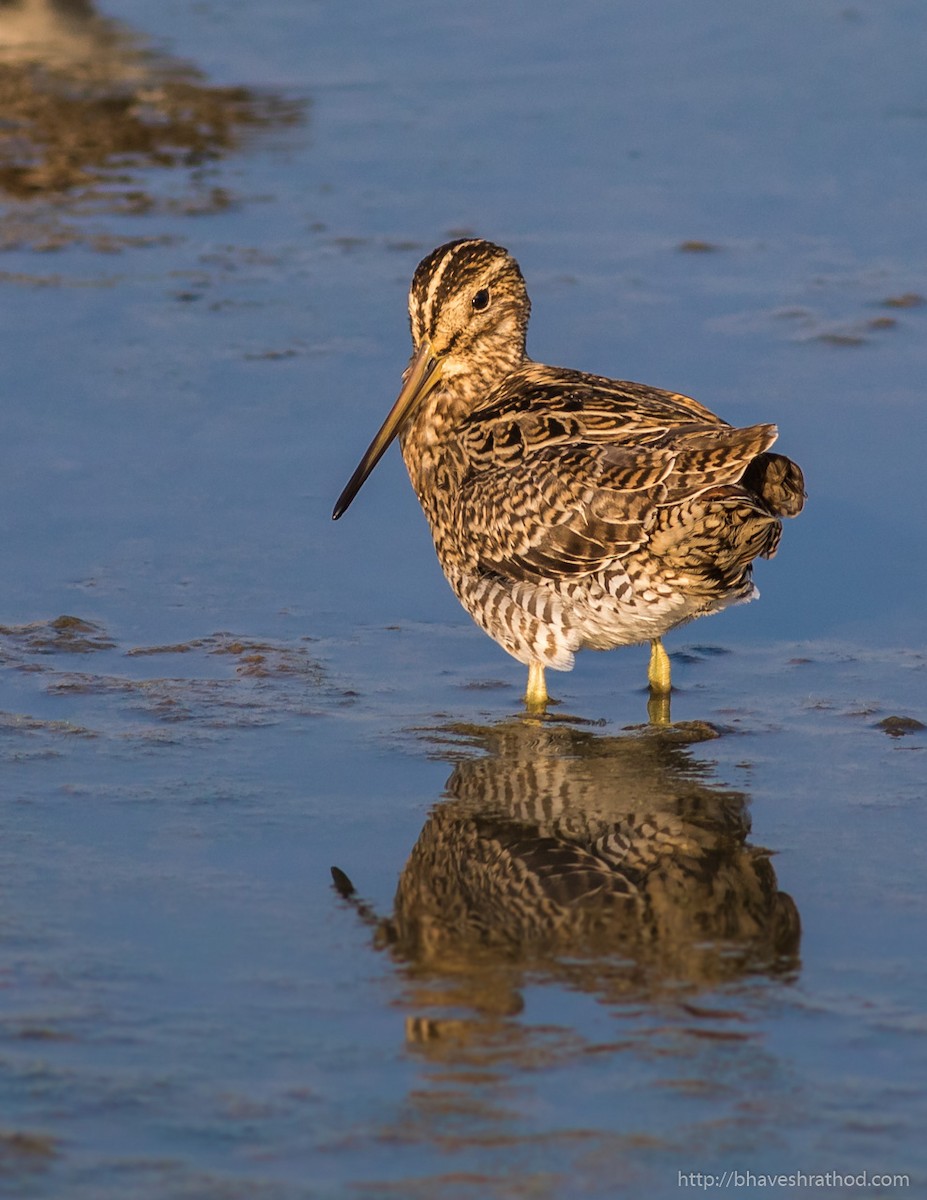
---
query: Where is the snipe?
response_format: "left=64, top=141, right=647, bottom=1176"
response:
left=333, top=239, right=804, bottom=714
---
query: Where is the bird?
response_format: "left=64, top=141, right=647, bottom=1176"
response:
left=333, top=238, right=804, bottom=713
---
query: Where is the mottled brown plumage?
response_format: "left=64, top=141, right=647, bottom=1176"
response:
left=335, top=720, right=801, bottom=1011
left=389, top=722, right=800, bottom=979
left=334, top=238, right=805, bottom=708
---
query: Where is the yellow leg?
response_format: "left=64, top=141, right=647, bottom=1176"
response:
left=525, top=661, right=548, bottom=710
left=648, top=638, right=672, bottom=695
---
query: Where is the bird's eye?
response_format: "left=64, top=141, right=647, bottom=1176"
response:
left=471, top=288, right=491, bottom=312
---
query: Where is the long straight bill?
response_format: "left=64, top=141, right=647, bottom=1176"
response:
left=332, top=342, right=442, bottom=519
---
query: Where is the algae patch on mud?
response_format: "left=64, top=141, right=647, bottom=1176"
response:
left=0, top=0, right=305, bottom=248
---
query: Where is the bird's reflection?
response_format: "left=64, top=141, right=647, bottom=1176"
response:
left=335, top=718, right=800, bottom=1047
left=0, top=0, right=303, bottom=214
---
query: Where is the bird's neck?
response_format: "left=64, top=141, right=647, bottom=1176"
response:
left=399, top=341, right=528, bottom=511
left=398, top=378, right=479, bottom=516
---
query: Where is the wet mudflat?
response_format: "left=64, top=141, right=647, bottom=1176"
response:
left=1, top=1, right=925, bottom=1197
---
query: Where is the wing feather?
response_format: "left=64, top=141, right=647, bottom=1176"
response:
left=452, top=363, right=781, bottom=585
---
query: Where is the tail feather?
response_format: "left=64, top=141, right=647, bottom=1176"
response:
left=743, top=452, right=806, bottom=517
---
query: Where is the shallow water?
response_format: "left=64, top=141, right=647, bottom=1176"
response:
left=1, top=1, right=925, bottom=1197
